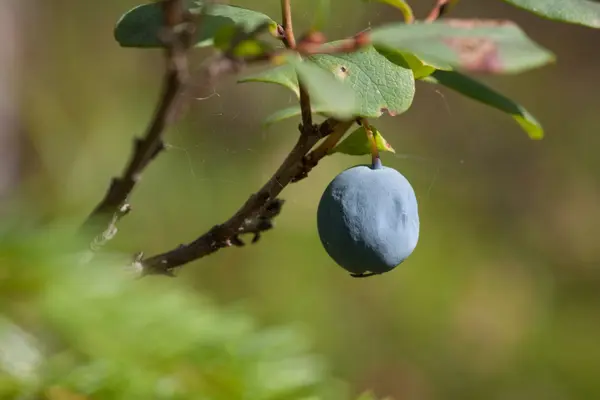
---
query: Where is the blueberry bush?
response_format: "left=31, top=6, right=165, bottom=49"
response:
left=1, top=0, right=599, bottom=399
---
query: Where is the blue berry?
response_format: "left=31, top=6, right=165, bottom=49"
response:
left=317, top=161, right=419, bottom=276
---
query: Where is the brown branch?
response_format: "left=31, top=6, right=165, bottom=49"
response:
left=140, top=119, right=347, bottom=276
left=426, top=0, right=453, bottom=22
left=80, top=0, right=194, bottom=250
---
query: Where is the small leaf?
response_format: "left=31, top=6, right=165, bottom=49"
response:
left=370, top=19, right=555, bottom=74
left=263, top=106, right=302, bottom=126
left=238, top=64, right=300, bottom=97
left=423, top=70, right=544, bottom=139
left=114, top=1, right=277, bottom=48
left=364, top=0, right=414, bottom=23
left=331, top=125, right=396, bottom=156
left=288, top=56, right=360, bottom=120
left=502, top=0, right=600, bottom=29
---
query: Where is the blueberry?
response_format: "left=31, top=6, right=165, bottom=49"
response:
left=316, top=160, right=419, bottom=276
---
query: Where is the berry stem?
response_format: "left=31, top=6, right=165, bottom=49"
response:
left=361, top=119, right=381, bottom=169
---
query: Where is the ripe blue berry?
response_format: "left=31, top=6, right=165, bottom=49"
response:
left=317, top=160, right=419, bottom=277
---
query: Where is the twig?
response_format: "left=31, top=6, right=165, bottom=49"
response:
left=425, top=0, right=453, bottom=22
left=140, top=119, right=346, bottom=275
left=279, top=0, right=313, bottom=134
left=80, top=0, right=194, bottom=250
left=280, top=0, right=296, bottom=49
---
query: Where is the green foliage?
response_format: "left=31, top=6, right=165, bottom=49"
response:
left=0, top=229, right=378, bottom=400
left=502, top=0, right=600, bottom=29
left=370, top=20, right=555, bottom=74
left=423, top=70, right=544, bottom=139
left=331, top=125, right=396, bottom=156
left=112, top=0, right=573, bottom=141
left=114, top=1, right=277, bottom=48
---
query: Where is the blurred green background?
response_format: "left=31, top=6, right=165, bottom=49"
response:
left=2, top=0, right=600, bottom=399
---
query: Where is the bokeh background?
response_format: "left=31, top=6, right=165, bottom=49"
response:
left=2, top=0, right=600, bottom=398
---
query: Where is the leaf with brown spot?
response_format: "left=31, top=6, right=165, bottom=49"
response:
left=370, top=19, right=555, bottom=74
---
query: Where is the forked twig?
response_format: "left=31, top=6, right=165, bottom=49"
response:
left=81, top=0, right=194, bottom=252
left=83, top=0, right=366, bottom=276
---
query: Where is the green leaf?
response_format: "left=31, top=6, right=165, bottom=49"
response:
left=239, top=44, right=416, bottom=119
left=238, top=64, right=300, bottom=97
left=423, top=70, right=544, bottom=139
left=370, top=19, right=555, bottom=74
left=502, top=0, right=600, bottom=29
left=364, top=0, right=414, bottom=23
left=263, top=106, right=302, bottom=126
left=114, top=1, right=277, bottom=48
left=287, top=56, right=360, bottom=120
left=331, top=125, right=396, bottom=156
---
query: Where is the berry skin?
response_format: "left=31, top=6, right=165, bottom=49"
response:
left=316, top=161, right=419, bottom=277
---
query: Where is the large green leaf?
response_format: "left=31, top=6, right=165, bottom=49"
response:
left=239, top=44, right=416, bottom=119
left=370, top=19, right=555, bottom=74
left=114, top=1, right=277, bottom=48
left=239, top=47, right=417, bottom=119
left=307, top=44, right=416, bottom=117
left=502, top=0, right=600, bottom=29
left=423, top=70, right=544, bottom=139
left=331, top=125, right=396, bottom=156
